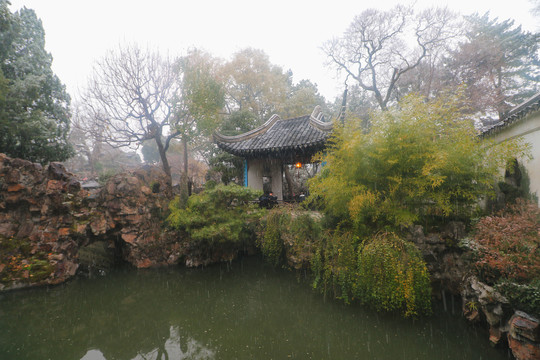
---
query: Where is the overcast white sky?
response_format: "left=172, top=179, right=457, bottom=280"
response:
left=7, top=0, right=540, bottom=102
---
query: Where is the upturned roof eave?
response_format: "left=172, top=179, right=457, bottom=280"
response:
left=217, top=139, right=328, bottom=158
left=482, top=92, right=540, bottom=137
left=214, top=106, right=333, bottom=144
left=213, top=114, right=282, bottom=144
left=214, top=106, right=334, bottom=156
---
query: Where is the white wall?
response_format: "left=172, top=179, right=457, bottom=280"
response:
left=490, top=110, right=540, bottom=204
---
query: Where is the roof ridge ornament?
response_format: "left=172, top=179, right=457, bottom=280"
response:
left=309, top=105, right=332, bottom=131
left=310, top=105, right=324, bottom=122
left=267, top=114, right=282, bottom=123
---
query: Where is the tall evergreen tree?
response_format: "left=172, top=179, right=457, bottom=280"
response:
left=0, top=1, right=72, bottom=163
left=446, top=13, right=540, bottom=120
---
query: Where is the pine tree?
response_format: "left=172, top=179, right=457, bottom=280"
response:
left=446, top=13, right=540, bottom=120
left=0, top=2, right=72, bottom=163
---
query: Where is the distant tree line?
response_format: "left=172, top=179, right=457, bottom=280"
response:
left=1, top=1, right=538, bottom=188
left=73, top=46, right=328, bottom=192
left=326, top=6, right=540, bottom=124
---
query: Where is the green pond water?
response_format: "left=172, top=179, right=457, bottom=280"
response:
left=0, top=257, right=507, bottom=360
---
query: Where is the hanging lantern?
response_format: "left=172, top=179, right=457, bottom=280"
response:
left=295, top=162, right=302, bottom=168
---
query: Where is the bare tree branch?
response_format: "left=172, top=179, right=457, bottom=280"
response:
left=324, top=5, right=460, bottom=110
left=80, top=44, right=179, bottom=181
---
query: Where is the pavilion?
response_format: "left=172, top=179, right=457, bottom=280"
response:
left=214, top=106, right=333, bottom=201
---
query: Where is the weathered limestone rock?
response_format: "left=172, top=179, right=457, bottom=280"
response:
left=0, top=155, right=186, bottom=288
left=0, top=153, right=253, bottom=289
left=508, top=311, right=540, bottom=360
left=510, top=311, right=540, bottom=343
left=461, top=276, right=513, bottom=347
left=490, top=326, right=503, bottom=346
left=407, top=223, right=468, bottom=295
left=407, top=224, right=540, bottom=354
left=96, top=166, right=181, bottom=268
left=0, top=154, right=84, bottom=290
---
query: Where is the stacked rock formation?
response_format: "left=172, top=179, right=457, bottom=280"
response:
left=0, top=155, right=181, bottom=290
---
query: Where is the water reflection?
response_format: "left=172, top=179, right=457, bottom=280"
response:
left=0, top=257, right=505, bottom=360
left=81, top=327, right=215, bottom=360
left=81, top=349, right=105, bottom=360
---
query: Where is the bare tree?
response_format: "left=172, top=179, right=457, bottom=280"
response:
left=67, top=101, right=144, bottom=177
left=68, top=101, right=104, bottom=177
left=393, top=45, right=455, bottom=103
left=324, top=5, right=459, bottom=111
left=82, top=45, right=179, bottom=182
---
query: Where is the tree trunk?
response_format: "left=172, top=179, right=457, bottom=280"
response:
left=182, top=136, right=188, bottom=175
left=155, top=135, right=172, bottom=185
left=181, top=136, right=191, bottom=198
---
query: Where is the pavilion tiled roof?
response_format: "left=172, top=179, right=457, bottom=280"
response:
left=482, top=92, right=540, bottom=136
left=214, top=106, right=333, bottom=159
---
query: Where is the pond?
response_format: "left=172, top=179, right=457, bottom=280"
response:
left=0, top=257, right=506, bottom=360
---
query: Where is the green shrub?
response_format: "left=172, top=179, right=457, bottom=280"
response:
left=258, top=206, right=325, bottom=269
left=258, top=210, right=289, bottom=267
left=310, top=248, right=324, bottom=290
left=257, top=207, right=433, bottom=317
left=315, top=231, right=358, bottom=303
left=355, top=232, right=432, bottom=317
left=309, top=231, right=432, bottom=317
left=309, top=93, right=528, bottom=234
left=287, top=213, right=323, bottom=244
left=167, top=184, right=264, bottom=245
left=495, top=280, right=540, bottom=317
left=497, top=159, right=538, bottom=206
